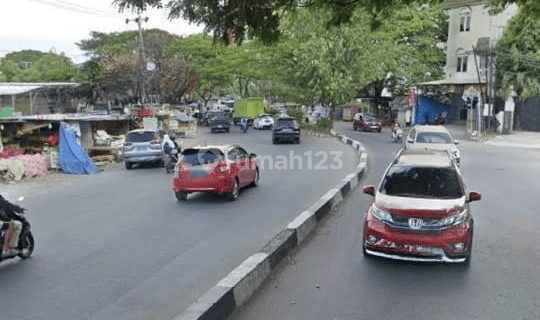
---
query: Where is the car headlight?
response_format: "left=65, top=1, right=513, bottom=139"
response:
left=437, top=210, right=468, bottom=228
left=369, top=205, right=393, bottom=223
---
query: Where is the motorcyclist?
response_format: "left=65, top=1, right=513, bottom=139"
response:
left=162, top=134, right=177, bottom=156
left=240, top=117, right=248, bottom=132
left=0, top=195, right=24, bottom=255
left=391, top=122, right=402, bottom=140
left=169, top=134, right=183, bottom=160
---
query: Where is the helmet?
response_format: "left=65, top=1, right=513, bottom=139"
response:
left=169, top=133, right=176, bottom=140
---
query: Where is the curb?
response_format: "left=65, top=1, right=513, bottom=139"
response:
left=172, top=131, right=367, bottom=320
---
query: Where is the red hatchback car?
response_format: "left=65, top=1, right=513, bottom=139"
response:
left=362, top=148, right=481, bottom=265
left=172, top=145, right=259, bottom=201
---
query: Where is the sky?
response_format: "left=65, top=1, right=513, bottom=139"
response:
left=0, top=0, right=205, bottom=64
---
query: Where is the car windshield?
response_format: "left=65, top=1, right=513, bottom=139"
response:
left=128, top=131, right=155, bottom=142
left=364, top=115, right=377, bottom=122
left=416, top=132, right=452, bottom=144
left=181, top=148, right=225, bottom=165
left=379, top=166, right=464, bottom=199
left=277, top=119, right=294, bottom=127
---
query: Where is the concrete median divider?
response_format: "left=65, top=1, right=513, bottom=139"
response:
left=172, top=131, right=367, bottom=320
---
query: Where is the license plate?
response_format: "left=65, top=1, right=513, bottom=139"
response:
left=218, top=125, right=223, bottom=128
left=283, top=129, right=292, bottom=133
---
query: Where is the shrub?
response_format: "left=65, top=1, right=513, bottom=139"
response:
left=287, top=107, right=305, bottom=125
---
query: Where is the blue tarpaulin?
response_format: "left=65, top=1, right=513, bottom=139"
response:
left=58, top=122, right=98, bottom=174
left=414, top=95, right=451, bottom=125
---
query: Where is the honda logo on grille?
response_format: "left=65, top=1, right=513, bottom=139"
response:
left=408, top=218, right=423, bottom=229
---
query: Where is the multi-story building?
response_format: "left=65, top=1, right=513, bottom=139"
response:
left=420, top=0, right=518, bottom=133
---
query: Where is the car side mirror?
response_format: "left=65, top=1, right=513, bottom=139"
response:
left=363, top=185, right=375, bottom=196
left=467, top=192, right=481, bottom=202
left=407, top=138, right=414, bottom=144
left=249, top=153, right=257, bottom=158
left=454, top=140, right=459, bottom=145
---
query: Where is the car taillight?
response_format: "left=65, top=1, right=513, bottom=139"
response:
left=175, top=162, right=185, bottom=173
left=152, top=139, right=160, bottom=144
left=124, top=141, right=128, bottom=146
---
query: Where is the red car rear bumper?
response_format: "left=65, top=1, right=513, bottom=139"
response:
left=172, top=174, right=234, bottom=194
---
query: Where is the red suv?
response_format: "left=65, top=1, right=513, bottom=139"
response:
left=172, top=145, right=259, bottom=201
left=362, top=148, right=481, bottom=265
left=353, top=113, right=382, bottom=132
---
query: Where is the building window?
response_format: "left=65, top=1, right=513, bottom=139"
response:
left=457, top=56, right=468, bottom=73
left=460, top=15, right=471, bottom=32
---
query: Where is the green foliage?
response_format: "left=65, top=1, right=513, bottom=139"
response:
left=264, top=107, right=280, bottom=117
left=315, top=117, right=333, bottom=131
left=112, top=0, right=452, bottom=45
left=276, top=3, right=446, bottom=106
left=287, top=107, right=306, bottom=124
left=0, top=51, right=79, bottom=82
left=495, top=7, right=540, bottom=99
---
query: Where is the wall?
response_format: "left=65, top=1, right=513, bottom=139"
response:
left=445, top=3, right=518, bottom=84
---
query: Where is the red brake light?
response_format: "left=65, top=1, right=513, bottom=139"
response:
left=124, top=141, right=128, bottom=146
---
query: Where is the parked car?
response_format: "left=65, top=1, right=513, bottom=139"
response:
left=362, top=148, right=481, bottom=265
left=210, top=113, right=231, bottom=133
left=172, top=145, right=259, bottom=201
left=272, top=116, right=301, bottom=144
left=405, top=125, right=461, bottom=166
left=353, top=113, right=382, bottom=132
left=254, top=114, right=275, bottom=129
left=123, top=129, right=163, bottom=170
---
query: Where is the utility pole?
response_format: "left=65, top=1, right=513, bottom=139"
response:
left=126, top=14, right=149, bottom=104
left=488, top=40, right=496, bottom=132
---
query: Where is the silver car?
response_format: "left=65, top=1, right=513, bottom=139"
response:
left=123, top=129, right=164, bottom=170
left=405, top=125, right=461, bottom=166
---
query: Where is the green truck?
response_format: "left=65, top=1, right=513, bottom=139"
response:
left=233, top=97, right=266, bottom=125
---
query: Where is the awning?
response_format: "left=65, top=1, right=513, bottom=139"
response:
left=0, top=82, right=79, bottom=96
left=417, top=79, right=486, bottom=86
left=0, top=85, right=43, bottom=95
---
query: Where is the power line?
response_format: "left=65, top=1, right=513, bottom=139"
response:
left=23, top=0, right=119, bottom=19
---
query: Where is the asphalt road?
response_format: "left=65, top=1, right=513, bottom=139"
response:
left=230, top=121, right=540, bottom=320
left=0, top=125, right=359, bottom=320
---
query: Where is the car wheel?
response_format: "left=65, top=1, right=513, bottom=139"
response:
left=250, top=169, right=259, bottom=187
left=273, top=139, right=278, bottom=145
left=125, top=162, right=133, bottom=170
left=228, top=179, right=239, bottom=201
left=17, top=232, right=34, bottom=259
left=296, top=138, right=301, bottom=144
left=378, top=129, right=381, bottom=133
left=175, top=192, right=188, bottom=201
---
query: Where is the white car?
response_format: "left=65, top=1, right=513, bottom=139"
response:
left=405, top=125, right=461, bottom=166
left=254, top=114, right=275, bottom=130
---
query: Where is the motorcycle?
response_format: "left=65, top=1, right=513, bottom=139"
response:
left=165, top=152, right=179, bottom=174
left=392, top=127, right=403, bottom=143
left=240, top=120, right=249, bottom=133
left=0, top=196, right=34, bottom=262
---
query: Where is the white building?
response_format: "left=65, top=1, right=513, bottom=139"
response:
left=421, top=0, right=518, bottom=133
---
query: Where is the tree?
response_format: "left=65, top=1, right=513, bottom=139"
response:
left=112, top=0, right=458, bottom=45
left=101, top=51, right=141, bottom=99
left=495, top=7, right=540, bottom=99
left=274, top=3, right=446, bottom=108
left=0, top=51, right=80, bottom=82
left=159, top=56, right=198, bottom=104
left=77, top=29, right=183, bottom=103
